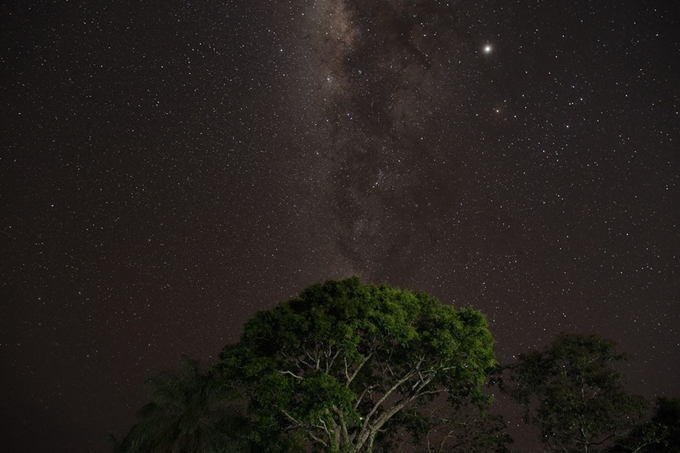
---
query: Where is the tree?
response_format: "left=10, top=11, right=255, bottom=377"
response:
left=385, top=398, right=513, bottom=453
left=608, top=397, right=680, bottom=453
left=500, top=333, right=647, bottom=453
left=213, top=277, right=499, bottom=452
left=651, top=397, right=680, bottom=452
left=110, top=357, right=250, bottom=453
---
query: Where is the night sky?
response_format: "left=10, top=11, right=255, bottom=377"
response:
left=1, top=0, right=679, bottom=451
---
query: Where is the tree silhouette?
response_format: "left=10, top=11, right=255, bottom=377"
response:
left=110, top=357, right=249, bottom=453
left=500, top=333, right=646, bottom=453
left=608, top=397, right=680, bottom=453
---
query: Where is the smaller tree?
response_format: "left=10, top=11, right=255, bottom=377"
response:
left=110, top=357, right=250, bottom=453
left=500, top=333, right=646, bottom=453
left=608, top=397, right=680, bottom=453
left=652, top=397, right=680, bottom=452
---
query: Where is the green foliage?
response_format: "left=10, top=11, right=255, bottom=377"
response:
left=378, top=398, right=513, bottom=453
left=110, top=357, right=250, bottom=453
left=214, top=277, right=498, bottom=452
left=608, top=397, right=680, bottom=453
left=501, top=333, right=647, bottom=453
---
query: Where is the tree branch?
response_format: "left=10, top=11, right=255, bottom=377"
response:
left=345, top=353, right=373, bottom=387
left=363, top=371, right=415, bottom=429
left=276, top=370, right=303, bottom=380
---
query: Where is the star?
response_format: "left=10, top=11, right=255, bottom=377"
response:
left=2, top=1, right=678, bottom=452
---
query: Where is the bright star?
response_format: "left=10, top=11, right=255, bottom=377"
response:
left=483, top=44, right=493, bottom=54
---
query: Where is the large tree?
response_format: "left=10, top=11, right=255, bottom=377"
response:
left=500, top=333, right=647, bottom=453
left=214, top=277, right=499, bottom=452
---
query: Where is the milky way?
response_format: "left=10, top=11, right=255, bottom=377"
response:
left=1, top=0, right=678, bottom=451
left=299, top=0, right=500, bottom=277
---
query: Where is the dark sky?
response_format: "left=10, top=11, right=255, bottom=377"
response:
left=1, top=0, right=678, bottom=451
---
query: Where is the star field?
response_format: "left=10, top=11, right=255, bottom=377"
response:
left=1, top=1, right=679, bottom=452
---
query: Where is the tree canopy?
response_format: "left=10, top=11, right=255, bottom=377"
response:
left=109, top=357, right=250, bottom=453
left=500, top=333, right=647, bottom=453
left=213, top=277, right=498, bottom=452
left=608, top=396, right=680, bottom=453
left=111, top=279, right=680, bottom=453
